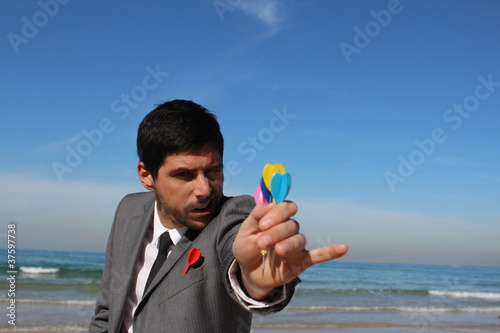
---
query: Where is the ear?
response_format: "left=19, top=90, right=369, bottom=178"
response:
left=137, top=162, right=154, bottom=190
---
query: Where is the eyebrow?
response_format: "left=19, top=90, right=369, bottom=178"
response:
left=209, top=163, right=224, bottom=170
left=169, top=167, right=191, bottom=175
left=169, top=163, right=223, bottom=175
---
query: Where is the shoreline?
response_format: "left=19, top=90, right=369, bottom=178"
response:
left=2, top=324, right=500, bottom=333
left=252, top=328, right=500, bottom=333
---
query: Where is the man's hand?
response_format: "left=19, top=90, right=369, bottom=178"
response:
left=232, top=201, right=348, bottom=300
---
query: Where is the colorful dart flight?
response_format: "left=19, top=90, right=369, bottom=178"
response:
left=254, top=163, right=291, bottom=204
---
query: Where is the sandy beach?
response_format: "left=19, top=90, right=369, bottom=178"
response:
left=252, top=326, right=500, bottom=333
left=0, top=324, right=500, bottom=333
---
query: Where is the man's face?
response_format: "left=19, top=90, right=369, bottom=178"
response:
left=140, top=147, right=224, bottom=230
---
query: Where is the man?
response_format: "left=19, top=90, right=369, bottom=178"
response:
left=90, top=99, right=348, bottom=332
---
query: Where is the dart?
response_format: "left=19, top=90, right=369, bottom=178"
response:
left=254, top=163, right=291, bottom=277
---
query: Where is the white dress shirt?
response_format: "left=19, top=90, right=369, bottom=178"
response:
left=122, top=202, right=285, bottom=333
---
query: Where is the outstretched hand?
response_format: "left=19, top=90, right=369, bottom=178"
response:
left=232, top=201, right=348, bottom=300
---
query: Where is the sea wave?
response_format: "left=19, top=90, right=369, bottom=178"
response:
left=398, top=306, right=500, bottom=313
left=295, top=288, right=429, bottom=296
left=285, top=305, right=500, bottom=313
left=20, top=266, right=60, bottom=274
left=7, top=265, right=104, bottom=279
left=0, top=298, right=95, bottom=306
left=0, top=279, right=101, bottom=294
left=295, top=288, right=500, bottom=300
left=429, top=290, right=500, bottom=300
left=0, top=324, right=87, bottom=332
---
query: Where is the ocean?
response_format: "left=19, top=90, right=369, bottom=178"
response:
left=1, top=248, right=499, bottom=332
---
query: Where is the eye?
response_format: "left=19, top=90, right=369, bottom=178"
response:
left=174, top=171, right=187, bottom=177
left=172, top=170, right=193, bottom=180
left=207, top=167, right=223, bottom=180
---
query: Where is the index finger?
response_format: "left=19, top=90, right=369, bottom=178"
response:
left=238, top=203, right=276, bottom=236
left=304, top=243, right=349, bottom=268
left=258, top=201, right=298, bottom=231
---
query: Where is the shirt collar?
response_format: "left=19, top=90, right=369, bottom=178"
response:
left=153, top=201, right=188, bottom=248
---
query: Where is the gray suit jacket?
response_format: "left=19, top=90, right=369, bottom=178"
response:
left=90, top=191, right=299, bottom=333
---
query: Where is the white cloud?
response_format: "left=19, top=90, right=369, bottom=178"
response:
left=1, top=174, right=498, bottom=266
left=237, top=0, right=283, bottom=33
left=430, top=155, right=492, bottom=168
left=294, top=198, right=500, bottom=266
left=35, top=134, right=81, bottom=154
left=0, top=174, right=143, bottom=252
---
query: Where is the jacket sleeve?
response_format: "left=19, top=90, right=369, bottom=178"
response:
left=216, top=195, right=301, bottom=315
left=228, top=259, right=301, bottom=314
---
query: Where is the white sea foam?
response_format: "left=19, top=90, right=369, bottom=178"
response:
left=286, top=305, right=500, bottom=313
left=398, top=306, right=500, bottom=313
left=20, top=266, right=59, bottom=274
left=429, top=290, right=500, bottom=300
left=8, top=298, right=95, bottom=306
left=0, top=324, right=87, bottom=332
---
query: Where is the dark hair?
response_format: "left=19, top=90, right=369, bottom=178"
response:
left=137, top=99, right=224, bottom=179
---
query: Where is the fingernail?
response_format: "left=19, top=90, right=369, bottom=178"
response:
left=278, top=243, right=290, bottom=255
left=259, top=235, right=272, bottom=248
left=260, top=219, right=273, bottom=229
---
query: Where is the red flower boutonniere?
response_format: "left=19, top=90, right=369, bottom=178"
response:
left=182, top=247, right=202, bottom=275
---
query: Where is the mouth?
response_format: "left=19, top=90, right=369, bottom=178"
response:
left=190, top=200, right=213, bottom=216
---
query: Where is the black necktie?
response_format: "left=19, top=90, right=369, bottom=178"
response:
left=144, top=231, right=173, bottom=292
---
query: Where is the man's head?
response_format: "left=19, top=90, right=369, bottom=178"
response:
left=137, top=100, right=225, bottom=230
left=137, top=99, right=224, bottom=180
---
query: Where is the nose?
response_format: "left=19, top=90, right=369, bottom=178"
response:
left=193, top=174, right=211, bottom=199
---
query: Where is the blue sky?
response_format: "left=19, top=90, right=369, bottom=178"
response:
left=1, top=0, right=499, bottom=266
